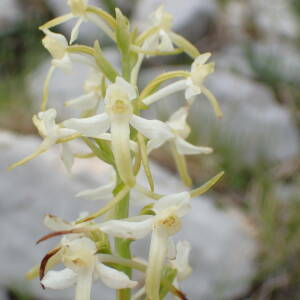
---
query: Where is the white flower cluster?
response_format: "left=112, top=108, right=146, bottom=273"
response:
left=11, top=1, right=224, bottom=300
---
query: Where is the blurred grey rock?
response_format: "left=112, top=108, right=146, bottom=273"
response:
left=250, top=0, right=299, bottom=41
left=201, top=70, right=300, bottom=164
left=0, top=0, right=23, bottom=28
left=181, top=205, right=257, bottom=299
left=214, top=45, right=254, bottom=77
left=250, top=42, right=300, bottom=85
left=133, top=0, right=218, bottom=41
left=1, top=130, right=257, bottom=299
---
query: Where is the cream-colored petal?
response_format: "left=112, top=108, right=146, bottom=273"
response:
left=167, top=107, right=188, bottom=132
left=184, top=78, right=201, bottom=100
left=63, top=113, right=110, bottom=138
left=142, top=79, right=187, bottom=106
left=96, top=262, right=137, bottom=289
left=173, top=240, right=192, bottom=281
left=114, top=76, right=137, bottom=101
left=61, top=143, right=74, bottom=173
left=130, top=115, right=173, bottom=150
left=158, top=30, right=174, bottom=51
left=153, top=192, right=191, bottom=217
left=95, top=133, right=138, bottom=153
left=76, top=168, right=116, bottom=201
left=175, top=136, right=213, bottom=155
left=65, top=92, right=99, bottom=111
left=70, top=17, right=84, bottom=44
left=41, top=268, right=77, bottom=289
left=44, top=214, right=73, bottom=231
left=52, top=54, right=73, bottom=73
left=191, top=53, right=212, bottom=72
left=98, top=217, right=153, bottom=240
left=75, top=267, right=94, bottom=300
left=145, top=230, right=168, bottom=300
left=110, top=114, right=135, bottom=187
left=57, top=127, right=79, bottom=139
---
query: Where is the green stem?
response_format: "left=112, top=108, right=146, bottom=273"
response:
left=113, top=179, right=132, bottom=300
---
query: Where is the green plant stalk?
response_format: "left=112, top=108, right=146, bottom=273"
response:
left=113, top=180, right=132, bottom=300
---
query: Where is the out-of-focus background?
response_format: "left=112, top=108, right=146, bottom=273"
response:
left=0, top=0, right=300, bottom=299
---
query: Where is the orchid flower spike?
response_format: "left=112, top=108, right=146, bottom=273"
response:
left=9, top=109, right=78, bottom=170
left=97, top=192, right=191, bottom=300
left=142, top=53, right=222, bottom=118
left=64, top=76, right=172, bottom=187
left=41, top=237, right=137, bottom=300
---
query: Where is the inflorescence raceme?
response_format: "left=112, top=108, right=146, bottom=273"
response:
left=10, top=1, right=224, bottom=300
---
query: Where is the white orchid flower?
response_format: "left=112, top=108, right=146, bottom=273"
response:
left=145, top=6, right=174, bottom=52
left=142, top=53, right=222, bottom=118
left=147, top=106, right=213, bottom=155
left=41, top=29, right=96, bottom=111
left=65, top=70, right=104, bottom=113
left=64, top=76, right=172, bottom=187
left=41, top=237, right=137, bottom=300
left=39, top=0, right=115, bottom=44
left=97, top=192, right=191, bottom=300
left=9, top=109, right=77, bottom=170
left=42, top=30, right=73, bottom=72
left=131, top=6, right=174, bottom=84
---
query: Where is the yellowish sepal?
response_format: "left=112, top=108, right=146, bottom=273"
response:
left=74, top=152, right=96, bottom=159
left=170, top=141, right=192, bottom=187
left=135, top=26, right=160, bottom=45
left=137, top=133, right=154, bottom=192
left=8, top=148, right=46, bottom=171
left=139, top=70, right=190, bottom=100
left=169, top=31, right=200, bottom=58
left=56, top=133, right=82, bottom=143
left=41, top=65, right=56, bottom=111
left=131, top=45, right=183, bottom=56
left=39, top=13, right=73, bottom=31
left=190, top=171, right=224, bottom=199
left=76, top=186, right=130, bottom=223
left=86, top=5, right=117, bottom=29
left=67, top=44, right=94, bottom=56
left=202, top=86, right=223, bottom=119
